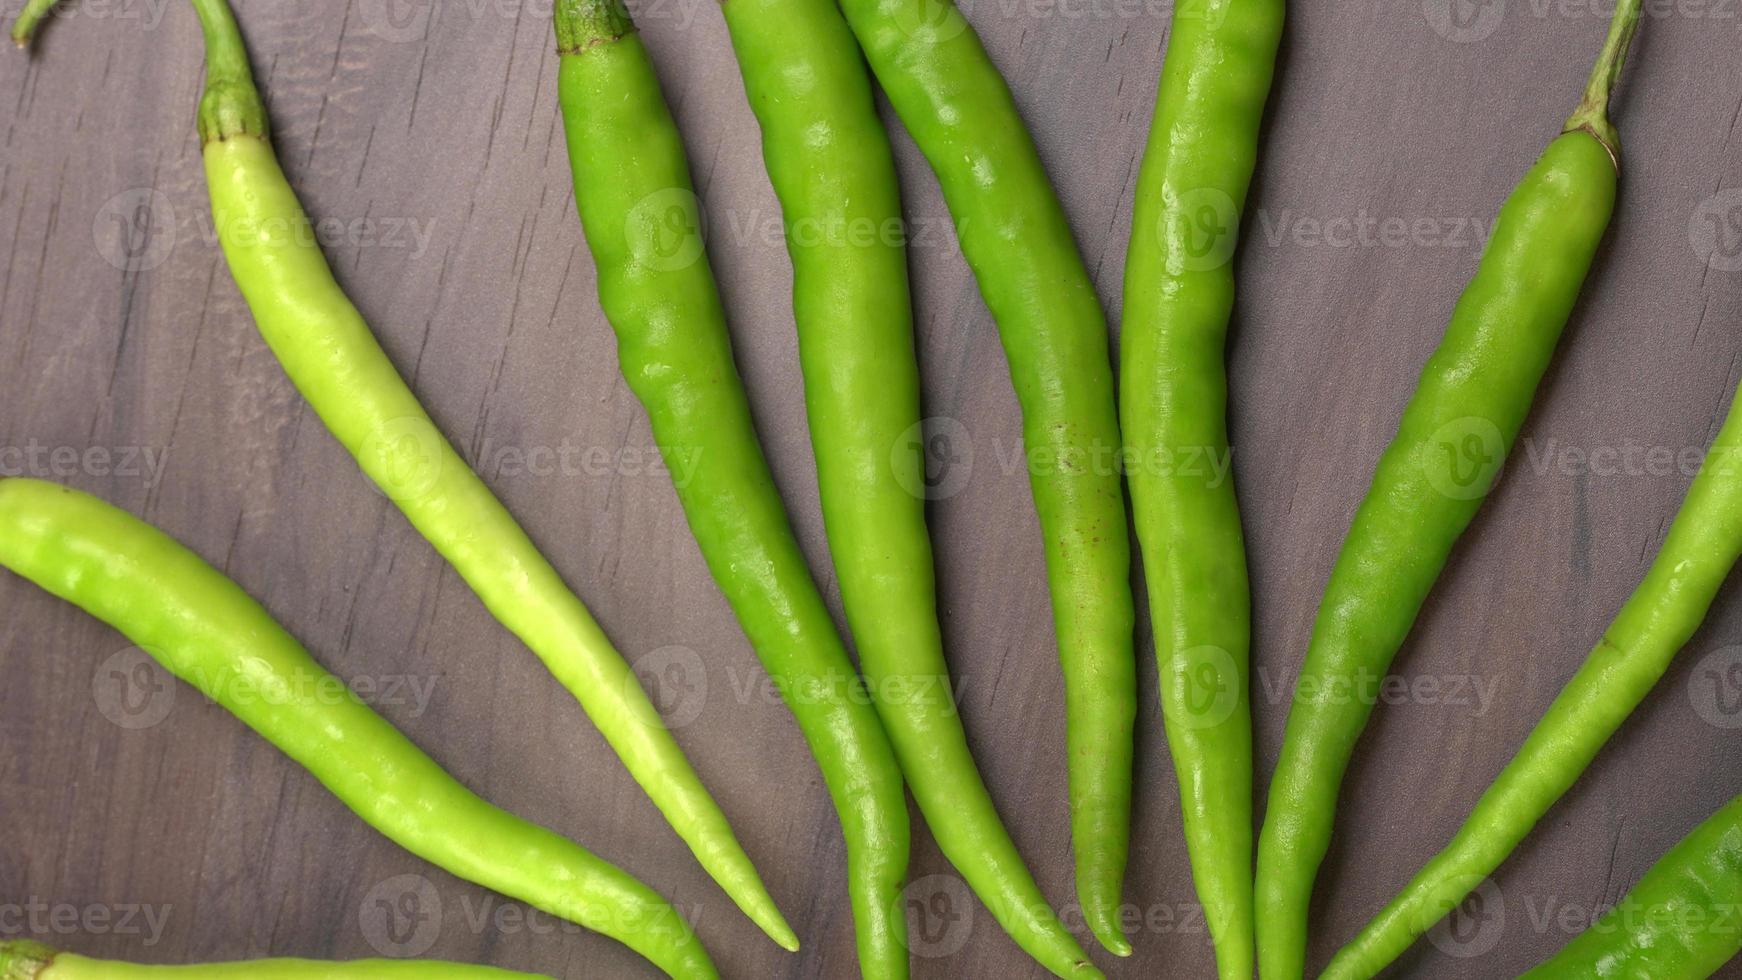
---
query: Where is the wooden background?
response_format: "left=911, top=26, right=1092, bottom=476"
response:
left=2, top=0, right=1739, bottom=977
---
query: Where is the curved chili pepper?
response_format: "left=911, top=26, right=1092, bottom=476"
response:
left=7, top=0, right=792, bottom=950
left=0, top=480, right=717, bottom=979
left=0, top=942, right=547, bottom=980
left=1254, top=3, right=1643, bottom=975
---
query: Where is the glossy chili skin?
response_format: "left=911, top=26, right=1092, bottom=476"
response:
left=552, top=2, right=911, bottom=975
left=1122, top=1, right=1283, bottom=976
left=715, top=0, right=1095, bottom=975
left=1324, top=378, right=1742, bottom=979
left=0, top=480, right=717, bottom=980
left=1254, top=127, right=1619, bottom=980
left=0, top=943, right=546, bottom=980
left=831, top=0, right=1134, bottom=961
left=1523, top=795, right=1742, bottom=979
left=5, top=0, right=791, bottom=950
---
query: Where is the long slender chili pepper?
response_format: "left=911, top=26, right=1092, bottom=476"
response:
left=1121, top=1, right=1284, bottom=976
left=712, top=0, right=1089, bottom=975
left=550, top=1, right=911, bottom=976
left=0, top=942, right=547, bottom=980
left=9, top=0, right=793, bottom=951
left=1254, top=4, right=1641, bottom=976
left=0, top=480, right=716, bottom=980
left=1521, top=795, right=1742, bottom=979
left=832, top=0, right=1135, bottom=961
left=1323, top=373, right=1742, bottom=979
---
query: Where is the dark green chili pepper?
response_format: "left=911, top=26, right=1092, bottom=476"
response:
left=0, top=942, right=547, bottom=980
left=1322, top=376, right=1742, bottom=978
left=1254, top=3, right=1642, bottom=976
left=1523, top=795, right=1742, bottom=979
left=832, top=0, right=1135, bottom=962
left=713, top=0, right=1092, bottom=976
left=0, top=480, right=716, bottom=980
left=551, top=1, right=912, bottom=975
left=1122, top=1, right=1284, bottom=976
left=8, top=0, right=792, bottom=949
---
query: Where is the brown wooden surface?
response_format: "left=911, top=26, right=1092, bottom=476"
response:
left=2, top=1, right=1740, bottom=977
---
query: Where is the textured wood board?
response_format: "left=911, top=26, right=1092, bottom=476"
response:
left=1, top=1, right=1739, bottom=977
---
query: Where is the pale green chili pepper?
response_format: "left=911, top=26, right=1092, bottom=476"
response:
left=0, top=480, right=716, bottom=979
left=8, top=0, right=791, bottom=951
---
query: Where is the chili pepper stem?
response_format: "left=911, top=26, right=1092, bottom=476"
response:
left=0, top=941, right=55, bottom=980
left=1563, top=0, right=1643, bottom=165
left=9, top=0, right=54, bottom=46
left=554, top=0, right=631, bottom=53
left=12, top=0, right=269, bottom=141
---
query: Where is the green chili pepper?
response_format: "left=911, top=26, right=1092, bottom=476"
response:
left=1253, top=4, right=1642, bottom=976
left=1521, top=795, right=1742, bottom=979
left=1322, top=381, right=1742, bottom=978
left=551, top=2, right=912, bottom=975
left=1122, top=2, right=1283, bottom=977
left=712, top=0, right=1099, bottom=977
left=0, top=942, right=547, bottom=980
left=9, top=0, right=792, bottom=952
left=0, top=480, right=716, bottom=979
left=832, top=0, right=1134, bottom=962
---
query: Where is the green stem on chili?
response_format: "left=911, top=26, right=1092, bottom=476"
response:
left=1254, top=3, right=1641, bottom=977
left=10, top=0, right=793, bottom=952
left=0, top=943, right=549, bottom=980
left=552, top=1, right=913, bottom=975
left=832, top=0, right=1134, bottom=964
left=1122, top=1, right=1285, bottom=977
left=0, top=480, right=716, bottom=980
left=1521, top=795, right=1742, bottom=979
left=714, top=0, right=1092, bottom=974
left=1322, top=376, right=1742, bottom=980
